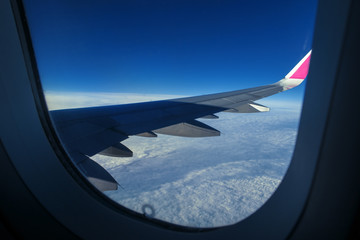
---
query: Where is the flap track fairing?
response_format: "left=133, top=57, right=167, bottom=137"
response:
left=98, top=143, right=133, bottom=157
left=154, top=120, right=220, bottom=137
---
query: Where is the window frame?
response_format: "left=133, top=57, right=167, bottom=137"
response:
left=1, top=0, right=358, bottom=238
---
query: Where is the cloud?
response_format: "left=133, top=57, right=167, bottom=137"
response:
left=112, top=163, right=281, bottom=228
left=45, top=91, right=301, bottom=228
left=44, top=91, right=185, bottom=110
left=95, top=111, right=300, bottom=227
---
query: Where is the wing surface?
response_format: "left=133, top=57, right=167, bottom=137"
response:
left=50, top=50, right=311, bottom=191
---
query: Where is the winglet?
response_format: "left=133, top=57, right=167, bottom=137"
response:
left=285, top=50, right=312, bottom=80
left=277, top=50, right=312, bottom=90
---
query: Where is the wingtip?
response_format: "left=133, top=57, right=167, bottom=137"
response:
left=285, top=50, right=312, bottom=80
left=278, top=50, right=312, bottom=90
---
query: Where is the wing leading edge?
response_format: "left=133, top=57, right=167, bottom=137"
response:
left=50, top=51, right=311, bottom=191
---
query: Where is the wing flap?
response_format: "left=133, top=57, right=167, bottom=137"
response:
left=77, top=157, right=118, bottom=191
left=57, top=122, right=106, bottom=142
left=65, top=129, right=128, bottom=157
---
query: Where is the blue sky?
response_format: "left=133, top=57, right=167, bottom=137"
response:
left=24, top=0, right=317, bottom=102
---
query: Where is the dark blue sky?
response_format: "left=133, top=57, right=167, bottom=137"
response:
left=23, top=0, right=317, bottom=101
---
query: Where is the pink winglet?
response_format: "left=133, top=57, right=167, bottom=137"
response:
left=289, top=53, right=311, bottom=79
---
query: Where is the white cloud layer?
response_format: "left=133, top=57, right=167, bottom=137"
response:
left=96, top=110, right=300, bottom=227
left=45, top=91, right=185, bottom=110
left=45, top=91, right=302, bottom=228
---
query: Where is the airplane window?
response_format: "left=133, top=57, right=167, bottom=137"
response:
left=22, top=0, right=317, bottom=228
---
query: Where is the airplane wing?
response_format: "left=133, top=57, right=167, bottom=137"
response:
left=50, top=50, right=311, bottom=191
